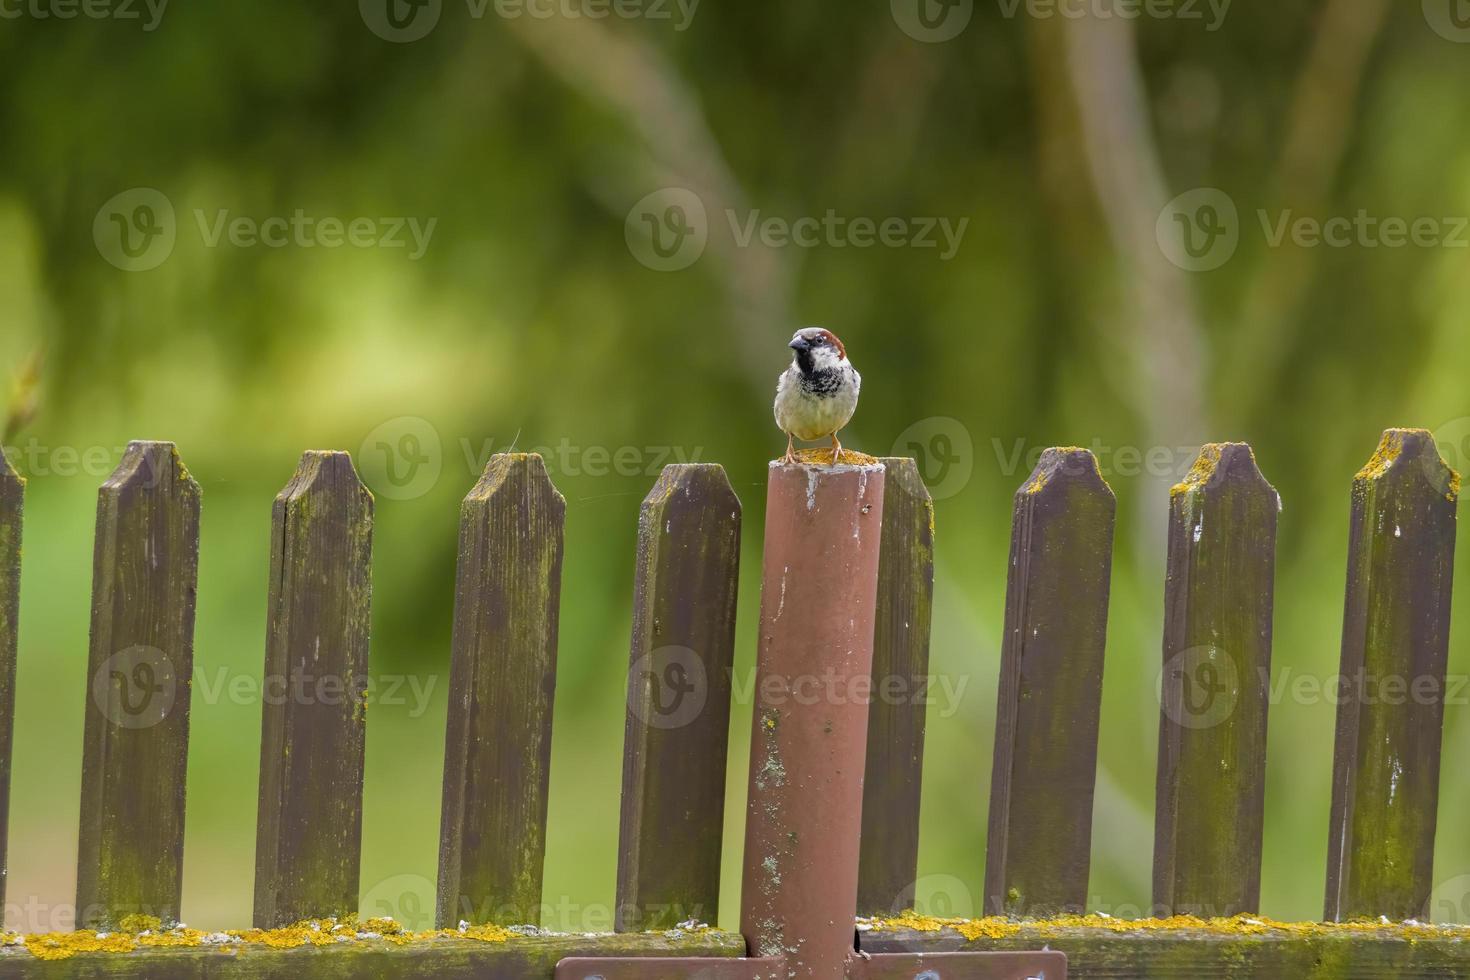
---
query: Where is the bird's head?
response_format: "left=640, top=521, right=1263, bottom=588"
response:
left=788, top=327, right=847, bottom=374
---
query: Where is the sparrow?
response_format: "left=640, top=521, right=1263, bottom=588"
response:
left=774, top=327, right=862, bottom=465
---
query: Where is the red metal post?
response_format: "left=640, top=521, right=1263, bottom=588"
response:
left=740, top=457, right=887, bottom=976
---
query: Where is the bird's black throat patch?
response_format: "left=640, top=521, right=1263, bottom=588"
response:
left=799, top=366, right=843, bottom=397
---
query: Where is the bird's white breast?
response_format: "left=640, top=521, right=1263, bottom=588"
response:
left=773, top=364, right=861, bottom=442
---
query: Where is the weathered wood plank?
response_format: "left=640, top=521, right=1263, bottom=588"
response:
left=1325, top=429, right=1459, bottom=922
left=614, top=465, right=740, bottom=932
left=0, top=452, right=20, bottom=913
left=985, top=448, right=1115, bottom=917
left=254, top=452, right=374, bottom=928
left=1153, top=444, right=1278, bottom=918
left=865, top=925, right=1470, bottom=978
left=438, top=454, right=565, bottom=928
left=76, top=442, right=201, bottom=930
left=0, top=930, right=745, bottom=979
left=857, top=458, right=935, bottom=917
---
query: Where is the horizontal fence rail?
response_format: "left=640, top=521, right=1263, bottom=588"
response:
left=0, top=427, right=1460, bottom=978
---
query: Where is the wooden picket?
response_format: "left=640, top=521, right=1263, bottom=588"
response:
left=77, top=442, right=201, bottom=929
left=0, top=429, right=1463, bottom=978
left=614, top=464, right=740, bottom=932
left=254, top=451, right=374, bottom=928
left=1153, top=443, right=1278, bottom=917
left=1325, top=429, right=1458, bottom=922
left=0, top=451, right=19, bottom=915
left=437, top=454, right=565, bottom=929
left=986, top=447, right=1116, bottom=917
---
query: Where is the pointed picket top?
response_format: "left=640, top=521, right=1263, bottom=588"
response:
left=0, top=449, right=20, bottom=914
left=101, top=439, right=200, bottom=497
left=615, top=463, right=741, bottom=932
left=1154, top=442, right=1278, bottom=918
left=1018, top=446, right=1115, bottom=500
left=987, top=446, right=1116, bottom=917
left=1325, top=429, right=1459, bottom=922
left=438, top=453, right=566, bottom=928
left=1355, top=427, right=1461, bottom=502
left=1172, top=442, right=1277, bottom=501
left=255, top=450, right=374, bottom=928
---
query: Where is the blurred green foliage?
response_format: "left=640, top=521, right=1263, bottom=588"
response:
left=3, top=0, right=1470, bottom=933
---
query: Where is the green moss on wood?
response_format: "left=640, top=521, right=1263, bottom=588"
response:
left=437, top=454, right=566, bottom=928
left=1325, top=430, right=1458, bottom=922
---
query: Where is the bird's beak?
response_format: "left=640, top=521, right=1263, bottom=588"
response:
left=789, top=337, right=810, bottom=352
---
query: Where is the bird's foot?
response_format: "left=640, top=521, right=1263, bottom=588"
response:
left=830, top=436, right=843, bottom=465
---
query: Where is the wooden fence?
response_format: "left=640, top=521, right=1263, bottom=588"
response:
left=0, top=429, right=1463, bottom=978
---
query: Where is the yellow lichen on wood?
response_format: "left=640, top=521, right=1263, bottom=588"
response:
left=3, top=916, right=520, bottom=961
left=860, top=911, right=1470, bottom=943
left=780, top=447, right=879, bottom=467
left=1357, top=430, right=1408, bottom=482
left=1171, top=443, right=1225, bottom=498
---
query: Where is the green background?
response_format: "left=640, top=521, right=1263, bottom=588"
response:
left=4, top=0, right=1470, bottom=933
